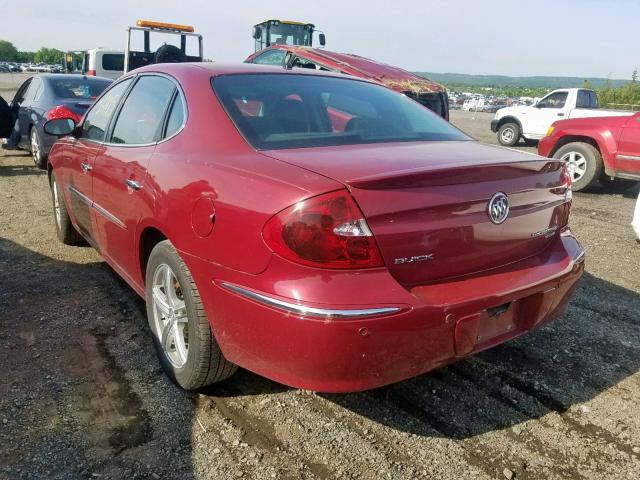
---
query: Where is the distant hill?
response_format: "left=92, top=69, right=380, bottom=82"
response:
left=413, top=72, right=628, bottom=89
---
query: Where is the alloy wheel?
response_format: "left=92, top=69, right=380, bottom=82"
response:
left=561, top=151, right=587, bottom=182
left=53, top=180, right=61, bottom=227
left=500, top=127, right=515, bottom=144
left=151, top=263, right=189, bottom=368
left=31, top=129, right=40, bottom=164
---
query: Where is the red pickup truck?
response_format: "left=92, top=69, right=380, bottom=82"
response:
left=538, top=112, right=640, bottom=191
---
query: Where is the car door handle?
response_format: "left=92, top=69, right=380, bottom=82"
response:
left=80, top=162, right=92, bottom=173
left=557, top=113, right=565, bottom=117
left=125, top=179, right=142, bottom=191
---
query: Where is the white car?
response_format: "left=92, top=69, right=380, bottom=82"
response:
left=491, top=88, right=632, bottom=146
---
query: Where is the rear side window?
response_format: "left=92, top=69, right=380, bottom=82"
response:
left=164, top=94, right=186, bottom=138
left=81, top=78, right=133, bottom=142
left=102, top=54, right=124, bottom=71
left=110, top=76, right=175, bottom=145
left=25, top=78, right=42, bottom=102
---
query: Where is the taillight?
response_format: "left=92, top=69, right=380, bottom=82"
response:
left=87, top=69, right=96, bottom=76
left=47, top=105, right=80, bottom=124
left=561, top=164, right=573, bottom=203
left=263, top=190, right=384, bottom=269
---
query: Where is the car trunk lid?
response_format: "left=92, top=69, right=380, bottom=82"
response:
left=261, top=141, right=570, bottom=286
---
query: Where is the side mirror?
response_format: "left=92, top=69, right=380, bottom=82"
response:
left=253, top=27, right=262, bottom=40
left=44, top=118, right=76, bottom=136
left=318, top=33, right=326, bottom=46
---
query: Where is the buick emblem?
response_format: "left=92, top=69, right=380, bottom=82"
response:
left=487, top=192, right=509, bottom=224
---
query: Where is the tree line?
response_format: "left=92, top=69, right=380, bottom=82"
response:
left=0, top=40, right=64, bottom=64
left=444, top=70, right=640, bottom=109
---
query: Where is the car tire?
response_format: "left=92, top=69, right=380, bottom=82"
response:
left=145, top=240, right=237, bottom=390
left=30, top=126, right=47, bottom=170
left=50, top=171, right=82, bottom=245
left=497, top=122, right=520, bottom=146
left=553, top=142, right=602, bottom=192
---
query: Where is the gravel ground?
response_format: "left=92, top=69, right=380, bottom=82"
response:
left=0, top=109, right=639, bottom=480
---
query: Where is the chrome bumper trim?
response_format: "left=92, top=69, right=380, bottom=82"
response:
left=573, top=250, right=586, bottom=264
left=220, top=282, right=400, bottom=319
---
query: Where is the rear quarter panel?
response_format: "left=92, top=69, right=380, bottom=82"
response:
left=139, top=69, right=340, bottom=277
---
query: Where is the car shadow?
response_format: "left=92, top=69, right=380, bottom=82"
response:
left=0, top=161, right=45, bottom=177
left=320, top=272, right=639, bottom=441
left=0, top=237, right=197, bottom=479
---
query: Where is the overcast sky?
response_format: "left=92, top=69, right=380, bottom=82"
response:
left=0, top=0, right=637, bottom=79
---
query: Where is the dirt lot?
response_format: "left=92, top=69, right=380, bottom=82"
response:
left=1, top=106, right=639, bottom=480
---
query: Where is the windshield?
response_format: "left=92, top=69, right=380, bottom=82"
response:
left=268, top=23, right=312, bottom=46
left=50, top=77, right=111, bottom=100
left=212, top=74, right=470, bottom=150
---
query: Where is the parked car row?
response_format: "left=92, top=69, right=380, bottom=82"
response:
left=0, top=62, right=22, bottom=72
left=0, top=62, right=64, bottom=73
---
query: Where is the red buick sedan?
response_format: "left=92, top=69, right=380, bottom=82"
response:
left=44, top=63, right=585, bottom=392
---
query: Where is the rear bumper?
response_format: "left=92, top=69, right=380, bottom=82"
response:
left=184, top=229, right=585, bottom=393
left=490, top=119, right=499, bottom=132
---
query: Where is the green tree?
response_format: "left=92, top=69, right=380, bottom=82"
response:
left=33, top=47, right=64, bottom=64
left=0, top=40, right=18, bottom=61
left=16, top=51, right=35, bottom=63
left=582, top=79, right=592, bottom=89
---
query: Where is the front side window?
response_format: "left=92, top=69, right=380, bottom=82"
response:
left=80, top=78, right=132, bottom=142
left=110, top=76, right=175, bottom=145
left=252, top=49, right=286, bottom=66
left=538, top=92, right=568, bottom=109
left=213, top=74, right=469, bottom=150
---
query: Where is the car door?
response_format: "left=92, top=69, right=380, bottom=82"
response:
left=527, top=91, right=569, bottom=137
left=16, top=77, right=42, bottom=148
left=90, top=74, right=177, bottom=286
left=61, top=78, right=134, bottom=240
left=8, top=77, right=32, bottom=144
left=615, top=113, right=640, bottom=173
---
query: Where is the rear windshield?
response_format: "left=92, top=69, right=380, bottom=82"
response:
left=212, top=74, right=469, bottom=150
left=50, top=78, right=111, bottom=100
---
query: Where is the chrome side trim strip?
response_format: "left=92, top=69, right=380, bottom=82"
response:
left=68, top=185, right=126, bottom=230
left=68, top=185, right=92, bottom=207
left=617, top=154, right=640, bottom=161
left=93, top=201, right=126, bottom=230
left=220, top=282, right=400, bottom=319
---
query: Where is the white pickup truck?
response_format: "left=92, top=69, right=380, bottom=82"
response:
left=491, top=88, right=632, bottom=146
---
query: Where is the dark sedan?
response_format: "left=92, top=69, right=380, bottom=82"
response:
left=1, top=74, right=111, bottom=168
